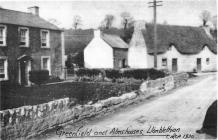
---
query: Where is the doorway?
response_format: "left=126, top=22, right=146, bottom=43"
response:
left=18, top=55, right=32, bottom=86
left=197, top=58, right=202, bottom=72
left=172, top=58, right=178, bottom=72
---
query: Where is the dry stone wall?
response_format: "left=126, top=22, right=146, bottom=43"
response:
left=0, top=73, right=188, bottom=139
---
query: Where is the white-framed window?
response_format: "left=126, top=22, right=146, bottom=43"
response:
left=162, top=58, right=167, bottom=66
left=19, top=27, right=29, bottom=47
left=206, top=58, right=210, bottom=65
left=41, top=56, right=51, bottom=75
left=0, top=58, right=8, bottom=81
left=41, top=30, right=50, bottom=48
left=0, top=25, right=7, bottom=46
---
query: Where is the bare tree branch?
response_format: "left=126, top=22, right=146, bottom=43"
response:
left=120, top=12, right=134, bottom=29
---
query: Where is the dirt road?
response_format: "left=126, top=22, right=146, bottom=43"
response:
left=36, top=73, right=217, bottom=140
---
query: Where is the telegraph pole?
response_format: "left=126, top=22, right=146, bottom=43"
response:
left=148, top=0, right=163, bottom=68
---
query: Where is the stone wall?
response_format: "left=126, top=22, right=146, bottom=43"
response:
left=0, top=73, right=188, bottom=139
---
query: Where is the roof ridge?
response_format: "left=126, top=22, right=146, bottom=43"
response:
left=145, top=23, right=202, bottom=29
left=0, top=8, right=33, bottom=16
left=0, top=8, right=61, bottom=30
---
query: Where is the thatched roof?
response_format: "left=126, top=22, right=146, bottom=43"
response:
left=0, top=8, right=61, bottom=30
left=142, top=24, right=217, bottom=54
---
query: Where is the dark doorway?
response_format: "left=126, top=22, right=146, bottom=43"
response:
left=122, top=59, right=126, bottom=68
left=172, top=58, right=178, bottom=72
left=20, top=61, right=28, bottom=85
left=197, top=58, right=202, bottom=72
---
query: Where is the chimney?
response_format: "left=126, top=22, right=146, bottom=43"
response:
left=28, top=6, right=39, bottom=16
left=94, top=29, right=101, bottom=38
left=202, top=26, right=213, bottom=39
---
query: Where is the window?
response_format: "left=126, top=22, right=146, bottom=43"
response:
left=0, top=25, right=7, bottom=46
left=41, top=56, right=51, bottom=74
left=206, top=58, right=210, bottom=65
left=162, top=58, right=167, bottom=66
left=0, top=59, right=8, bottom=80
left=19, top=27, right=29, bottom=47
left=41, top=30, right=49, bottom=48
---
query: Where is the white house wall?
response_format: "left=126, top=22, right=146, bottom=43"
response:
left=84, top=37, right=113, bottom=68
left=148, top=46, right=217, bottom=72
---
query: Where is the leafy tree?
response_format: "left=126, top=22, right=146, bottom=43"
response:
left=73, top=15, right=82, bottom=30
left=102, top=14, right=115, bottom=29
left=200, top=10, right=211, bottom=26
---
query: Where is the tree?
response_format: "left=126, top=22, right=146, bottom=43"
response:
left=73, top=15, right=82, bottom=30
left=120, top=12, right=134, bottom=30
left=103, top=14, right=115, bottom=29
left=200, top=10, right=211, bottom=26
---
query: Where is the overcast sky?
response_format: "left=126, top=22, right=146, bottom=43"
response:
left=0, top=0, right=217, bottom=29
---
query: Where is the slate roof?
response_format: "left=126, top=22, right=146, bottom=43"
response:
left=142, top=24, right=217, bottom=54
left=101, top=34, right=128, bottom=49
left=0, top=8, right=60, bottom=30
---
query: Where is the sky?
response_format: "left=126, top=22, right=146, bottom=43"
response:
left=0, top=0, right=217, bottom=29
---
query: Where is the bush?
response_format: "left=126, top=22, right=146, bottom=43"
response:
left=45, top=76, right=62, bottom=83
left=105, top=69, right=121, bottom=79
left=122, top=68, right=165, bottom=80
left=75, top=68, right=102, bottom=77
left=29, top=70, right=49, bottom=85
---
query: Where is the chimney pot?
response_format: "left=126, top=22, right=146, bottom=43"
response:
left=94, top=30, right=101, bottom=38
left=28, top=6, right=39, bottom=16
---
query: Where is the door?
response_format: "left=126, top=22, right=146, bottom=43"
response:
left=122, top=59, right=126, bottom=68
left=172, top=58, right=178, bottom=72
left=20, top=61, right=27, bottom=85
left=197, top=58, right=201, bottom=72
left=20, top=60, right=31, bottom=85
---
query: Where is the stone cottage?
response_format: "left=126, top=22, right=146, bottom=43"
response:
left=84, top=30, right=128, bottom=69
left=128, top=21, right=217, bottom=72
left=0, top=6, right=65, bottom=85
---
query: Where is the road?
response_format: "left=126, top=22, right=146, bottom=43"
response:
left=36, top=73, right=217, bottom=140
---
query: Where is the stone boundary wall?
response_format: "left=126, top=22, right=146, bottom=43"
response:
left=0, top=73, right=188, bottom=139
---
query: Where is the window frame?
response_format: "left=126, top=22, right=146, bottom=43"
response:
left=0, top=24, right=7, bottom=46
left=18, top=27, right=29, bottom=47
left=40, top=29, right=50, bottom=48
left=162, top=58, right=167, bottom=66
left=41, top=56, right=51, bottom=75
left=0, top=58, right=8, bottom=81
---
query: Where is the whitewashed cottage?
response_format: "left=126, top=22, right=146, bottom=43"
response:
left=84, top=30, right=128, bottom=69
left=128, top=21, right=217, bottom=72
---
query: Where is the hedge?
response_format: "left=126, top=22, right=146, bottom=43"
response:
left=122, top=69, right=166, bottom=80
left=1, top=81, right=140, bottom=110
left=29, top=70, right=49, bottom=85
left=74, top=68, right=166, bottom=80
left=75, top=68, right=102, bottom=77
left=105, top=69, right=121, bottom=79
